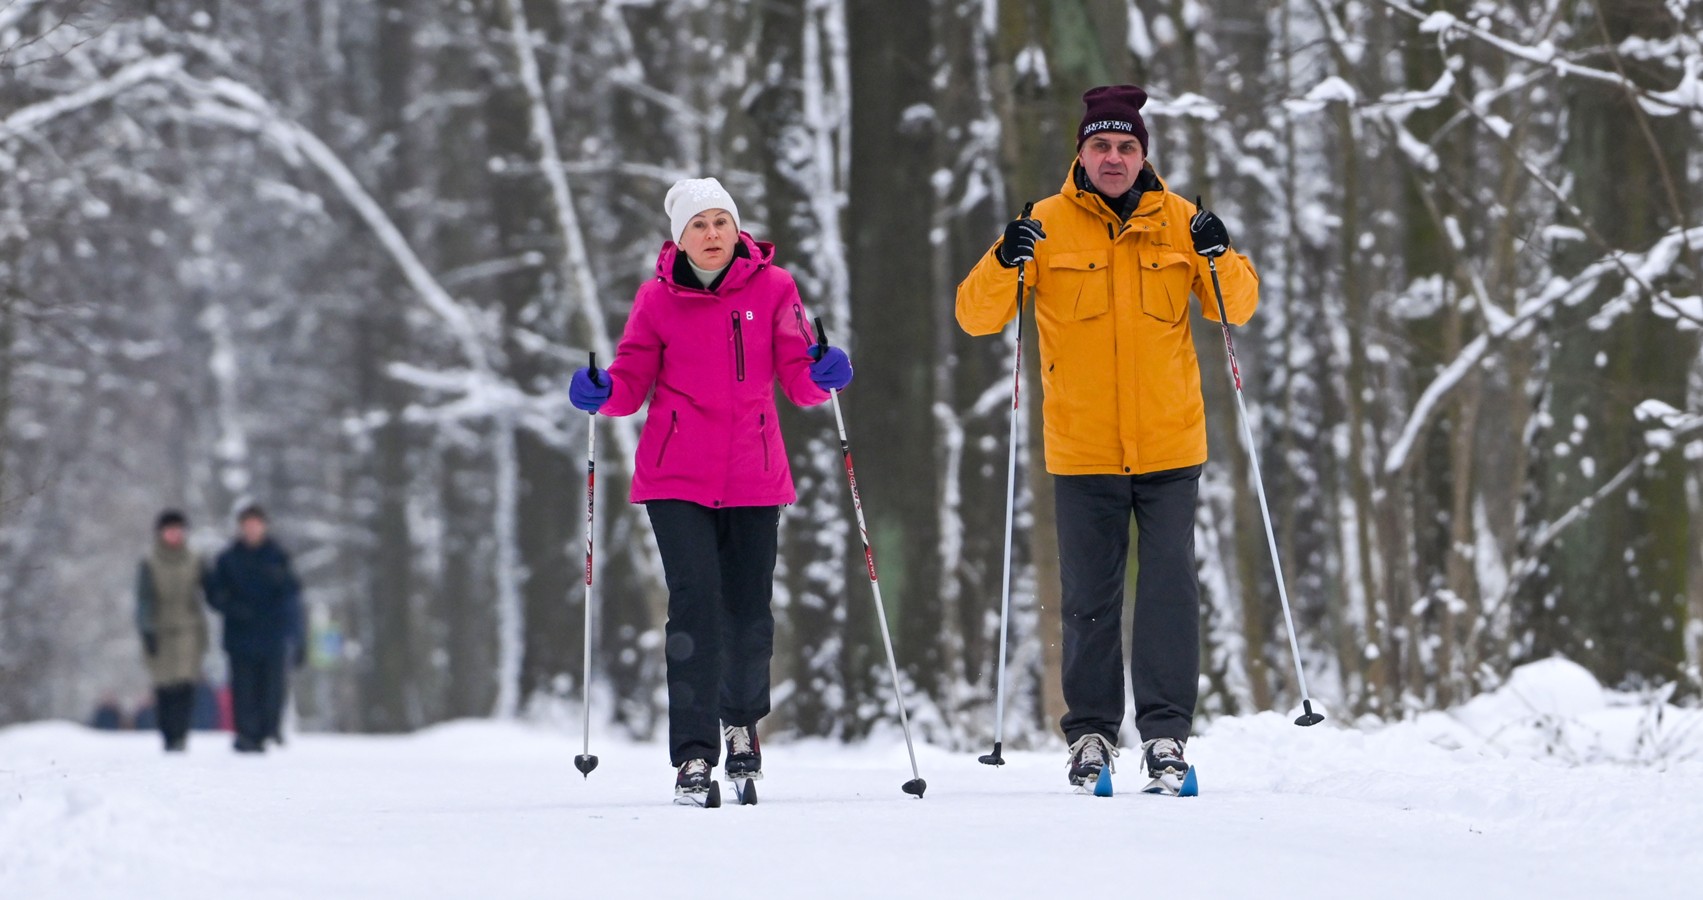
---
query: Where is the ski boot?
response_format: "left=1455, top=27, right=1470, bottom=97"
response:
left=1141, top=737, right=1191, bottom=796
left=724, top=724, right=761, bottom=805
left=673, top=759, right=721, bottom=808
left=1067, top=733, right=1118, bottom=794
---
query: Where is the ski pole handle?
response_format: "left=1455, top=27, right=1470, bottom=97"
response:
left=588, top=352, right=601, bottom=388
left=814, top=316, right=829, bottom=362
left=1014, top=200, right=1034, bottom=293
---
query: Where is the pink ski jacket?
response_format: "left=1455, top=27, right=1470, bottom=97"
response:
left=602, top=233, right=830, bottom=508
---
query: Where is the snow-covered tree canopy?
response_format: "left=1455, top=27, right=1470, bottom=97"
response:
left=1, top=0, right=1699, bottom=735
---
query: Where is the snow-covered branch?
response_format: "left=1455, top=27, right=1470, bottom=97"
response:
left=1385, top=225, right=1703, bottom=475
left=0, top=54, right=182, bottom=139
left=166, top=71, right=495, bottom=374
left=1491, top=407, right=1703, bottom=608
left=388, top=361, right=574, bottom=448
left=500, top=0, right=639, bottom=458
left=554, top=159, right=697, bottom=185
left=1382, top=0, right=1703, bottom=114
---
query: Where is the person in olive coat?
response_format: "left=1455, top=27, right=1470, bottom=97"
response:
left=135, top=509, right=210, bottom=752
left=205, top=504, right=304, bottom=753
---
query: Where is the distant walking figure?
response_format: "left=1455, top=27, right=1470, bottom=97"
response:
left=205, top=505, right=304, bottom=753
left=135, top=509, right=209, bottom=752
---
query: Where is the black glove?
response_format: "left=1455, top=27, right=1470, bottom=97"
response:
left=995, top=215, right=1047, bottom=268
left=142, top=633, right=158, bottom=657
left=1191, top=196, right=1229, bottom=258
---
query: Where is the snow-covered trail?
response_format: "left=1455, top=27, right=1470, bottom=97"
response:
left=2, top=661, right=1700, bottom=899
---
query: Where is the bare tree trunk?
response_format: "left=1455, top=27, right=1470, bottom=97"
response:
left=751, top=0, right=860, bottom=737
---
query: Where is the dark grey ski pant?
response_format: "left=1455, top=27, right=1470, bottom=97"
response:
left=1055, top=466, right=1201, bottom=746
left=229, top=651, right=287, bottom=747
left=153, top=682, right=195, bottom=748
left=646, top=500, right=780, bottom=767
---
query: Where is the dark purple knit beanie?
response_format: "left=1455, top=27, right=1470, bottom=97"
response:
left=1077, top=84, right=1150, bottom=152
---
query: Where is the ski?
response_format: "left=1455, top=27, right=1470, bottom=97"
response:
left=1141, top=767, right=1200, bottom=797
left=731, top=776, right=758, bottom=806
left=674, top=780, right=722, bottom=808
left=1070, top=765, right=1115, bottom=797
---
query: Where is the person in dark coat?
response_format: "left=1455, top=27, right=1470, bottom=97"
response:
left=204, top=504, right=304, bottom=753
left=134, top=509, right=210, bottom=751
left=89, top=697, right=125, bottom=731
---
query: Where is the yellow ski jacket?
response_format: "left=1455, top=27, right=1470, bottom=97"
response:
left=956, top=163, right=1260, bottom=475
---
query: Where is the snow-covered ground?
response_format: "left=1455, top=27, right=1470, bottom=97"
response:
left=2, top=658, right=1699, bottom=899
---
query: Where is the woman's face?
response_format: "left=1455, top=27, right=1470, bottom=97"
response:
left=679, top=209, right=736, bottom=269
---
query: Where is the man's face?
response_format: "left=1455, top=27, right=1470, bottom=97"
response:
left=239, top=515, right=267, bottom=546
left=1078, top=133, right=1145, bottom=198
left=678, top=209, right=736, bottom=271
left=159, top=525, right=186, bottom=548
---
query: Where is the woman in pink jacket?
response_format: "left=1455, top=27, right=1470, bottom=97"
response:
left=569, top=177, right=852, bottom=803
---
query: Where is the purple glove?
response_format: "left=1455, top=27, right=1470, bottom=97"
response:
left=809, top=346, right=852, bottom=391
left=569, top=366, right=611, bottom=413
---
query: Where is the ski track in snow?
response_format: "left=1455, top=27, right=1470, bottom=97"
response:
left=3, top=665, right=1701, bottom=899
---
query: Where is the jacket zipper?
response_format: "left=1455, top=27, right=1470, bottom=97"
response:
left=760, top=413, right=770, bottom=471
left=656, top=410, right=677, bottom=466
left=793, top=304, right=811, bottom=343
left=731, top=311, right=746, bottom=382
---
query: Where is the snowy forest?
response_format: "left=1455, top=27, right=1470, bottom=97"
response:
left=2, top=0, right=1700, bottom=743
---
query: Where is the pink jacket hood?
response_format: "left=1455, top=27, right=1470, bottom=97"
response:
left=601, top=232, right=830, bottom=508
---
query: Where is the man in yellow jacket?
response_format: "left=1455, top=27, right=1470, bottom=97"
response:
left=956, top=84, right=1259, bottom=794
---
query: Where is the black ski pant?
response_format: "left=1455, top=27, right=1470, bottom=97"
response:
left=154, top=682, right=195, bottom=748
left=228, top=651, right=288, bottom=748
left=1055, top=466, right=1201, bottom=747
left=646, top=500, right=780, bottom=767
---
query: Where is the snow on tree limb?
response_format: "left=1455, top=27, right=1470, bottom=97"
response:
left=794, top=0, right=853, bottom=328
left=0, top=55, right=182, bottom=139
left=163, top=67, right=568, bottom=719
left=1635, top=398, right=1703, bottom=438
left=497, top=0, right=663, bottom=657
left=167, top=72, right=494, bottom=374
left=1492, top=410, right=1703, bottom=610
left=167, top=68, right=589, bottom=444
left=1385, top=226, right=1703, bottom=475
left=1381, top=0, right=1703, bottom=114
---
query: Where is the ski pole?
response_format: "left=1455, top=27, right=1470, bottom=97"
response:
left=817, top=318, right=927, bottom=798
left=574, top=353, right=602, bottom=776
left=1196, top=200, right=1323, bottom=727
left=981, top=201, right=1033, bottom=767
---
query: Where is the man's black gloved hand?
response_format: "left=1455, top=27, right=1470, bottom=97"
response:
left=995, top=215, right=1047, bottom=268
left=1191, top=196, right=1229, bottom=258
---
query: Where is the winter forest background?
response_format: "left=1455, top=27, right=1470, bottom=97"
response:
left=1, top=0, right=1700, bottom=744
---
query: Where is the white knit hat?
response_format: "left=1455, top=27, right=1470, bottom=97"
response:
left=664, top=177, right=741, bottom=242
